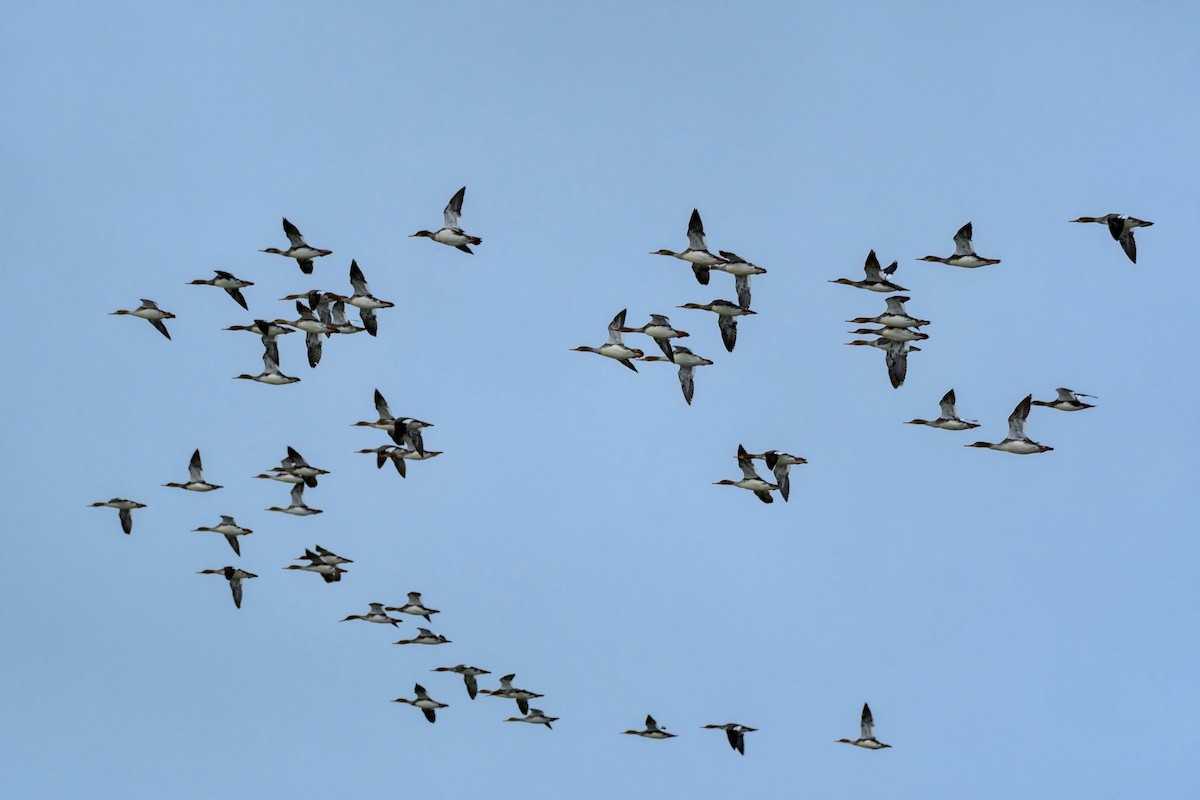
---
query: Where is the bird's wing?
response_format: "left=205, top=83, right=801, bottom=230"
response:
left=1008, top=394, right=1032, bottom=440
left=443, top=186, right=466, bottom=228
left=282, top=218, right=306, bottom=247
left=952, top=222, right=975, bottom=256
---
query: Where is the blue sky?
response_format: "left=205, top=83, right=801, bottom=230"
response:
left=4, top=2, right=1197, bottom=797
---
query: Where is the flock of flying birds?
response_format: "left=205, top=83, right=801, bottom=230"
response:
left=91, top=189, right=1147, bottom=752
left=570, top=208, right=1136, bottom=503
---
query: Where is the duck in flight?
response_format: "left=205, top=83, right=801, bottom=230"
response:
left=571, top=308, right=644, bottom=372
left=1070, top=214, right=1152, bottom=263
left=411, top=186, right=482, bottom=253
left=386, top=591, right=440, bottom=622
left=1031, top=387, right=1096, bottom=411
left=713, top=445, right=779, bottom=503
left=638, top=346, right=714, bottom=405
left=163, top=449, right=222, bottom=492
left=743, top=448, right=806, bottom=502
left=197, top=566, right=257, bottom=609
left=830, top=250, right=906, bottom=292
left=356, top=445, right=442, bottom=478
left=283, top=551, right=346, bottom=582
left=393, top=684, right=448, bottom=723
left=702, top=723, right=757, bottom=755
left=712, top=251, right=767, bottom=309
left=905, top=389, right=980, bottom=430
left=342, top=603, right=403, bottom=627
left=966, top=394, right=1053, bottom=454
left=431, top=665, right=492, bottom=700
left=261, top=218, right=332, bottom=274
left=618, top=313, right=689, bottom=362
left=393, top=627, right=452, bottom=646
left=233, top=353, right=300, bottom=385
left=651, top=208, right=728, bottom=285
left=505, top=709, right=559, bottom=730
left=837, top=703, right=891, bottom=749
left=621, top=715, right=676, bottom=739
left=110, top=299, right=175, bottom=339
left=847, top=296, right=929, bottom=329
left=917, top=222, right=1000, bottom=268
left=266, top=483, right=323, bottom=516
left=193, top=515, right=253, bottom=555
left=88, top=498, right=146, bottom=535
left=677, top=299, right=756, bottom=352
left=277, top=446, right=328, bottom=488
left=188, top=270, right=253, bottom=309
left=481, top=674, right=544, bottom=715
left=344, top=260, right=393, bottom=336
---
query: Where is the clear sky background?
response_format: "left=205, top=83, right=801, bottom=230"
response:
left=3, top=2, right=1197, bottom=797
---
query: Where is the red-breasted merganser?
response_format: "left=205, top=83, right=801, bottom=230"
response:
left=837, top=703, right=891, bottom=749
left=351, top=389, right=406, bottom=434
left=713, top=445, right=779, bottom=503
left=906, top=389, right=980, bottom=430
left=571, top=308, right=645, bottom=372
left=225, top=320, right=294, bottom=364
left=844, top=338, right=922, bottom=354
left=254, top=469, right=302, bottom=484
left=638, top=346, right=714, bottom=405
left=846, top=337, right=918, bottom=388
left=1031, top=387, right=1095, bottom=411
left=677, top=299, right=756, bottom=352
left=480, top=674, right=543, bottom=715
left=713, top=251, right=767, bottom=309
left=345, top=260, right=393, bottom=336
left=847, top=296, right=929, bottom=328
left=356, top=445, right=442, bottom=478
left=411, top=186, right=482, bottom=253
left=279, top=446, right=327, bottom=487
left=505, top=709, right=558, bottom=729
left=110, top=299, right=174, bottom=339
left=389, top=418, right=434, bottom=455
left=266, top=483, right=322, bottom=516
left=88, top=498, right=146, bottom=535
left=193, top=515, right=253, bottom=556
left=163, top=449, right=222, bottom=492
left=702, top=723, right=757, bottom=755
left=224, top=320, right=294, bottom=337
left=197, top=566, right=257, bottom=609
left=618, top=313, right=690, bottom=362
left=283, top=555, right=346, bottom=583
left=350, top=388, right=436, bottom=453
left=830, top=250, right=907, bottom=292
left=651, top=208, right=728, bottom=285
left=743, top=449, right=806, bottom=502
left=392, top=684, right=447, bottom=723
left=432, top=665, right=492, bottom=699
left=342, top=603, right=403, bottom=626
left=385, top=591, right=440, bottom=622
left=260, top=218, right=332, bottom=274
left=322, top=300, right=362, bottom=335
left=917, top=222, right=1000, bottom=268
left=393, top=627, right=451, bottom=646
left=311, top=545, right=352, bottom=565
left=966, top=394, right=1053, bottom=454
left=847, top=326, right=929, bottom=343
left=1070, top=214, right=1152, bottom=263
left=275, top=300, right=334, bottom=368
left=188, top=271, right=253, bottom=309
left=234, top=353, right=300, bottom=385
left=622, top=715, right=676, bottom=739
